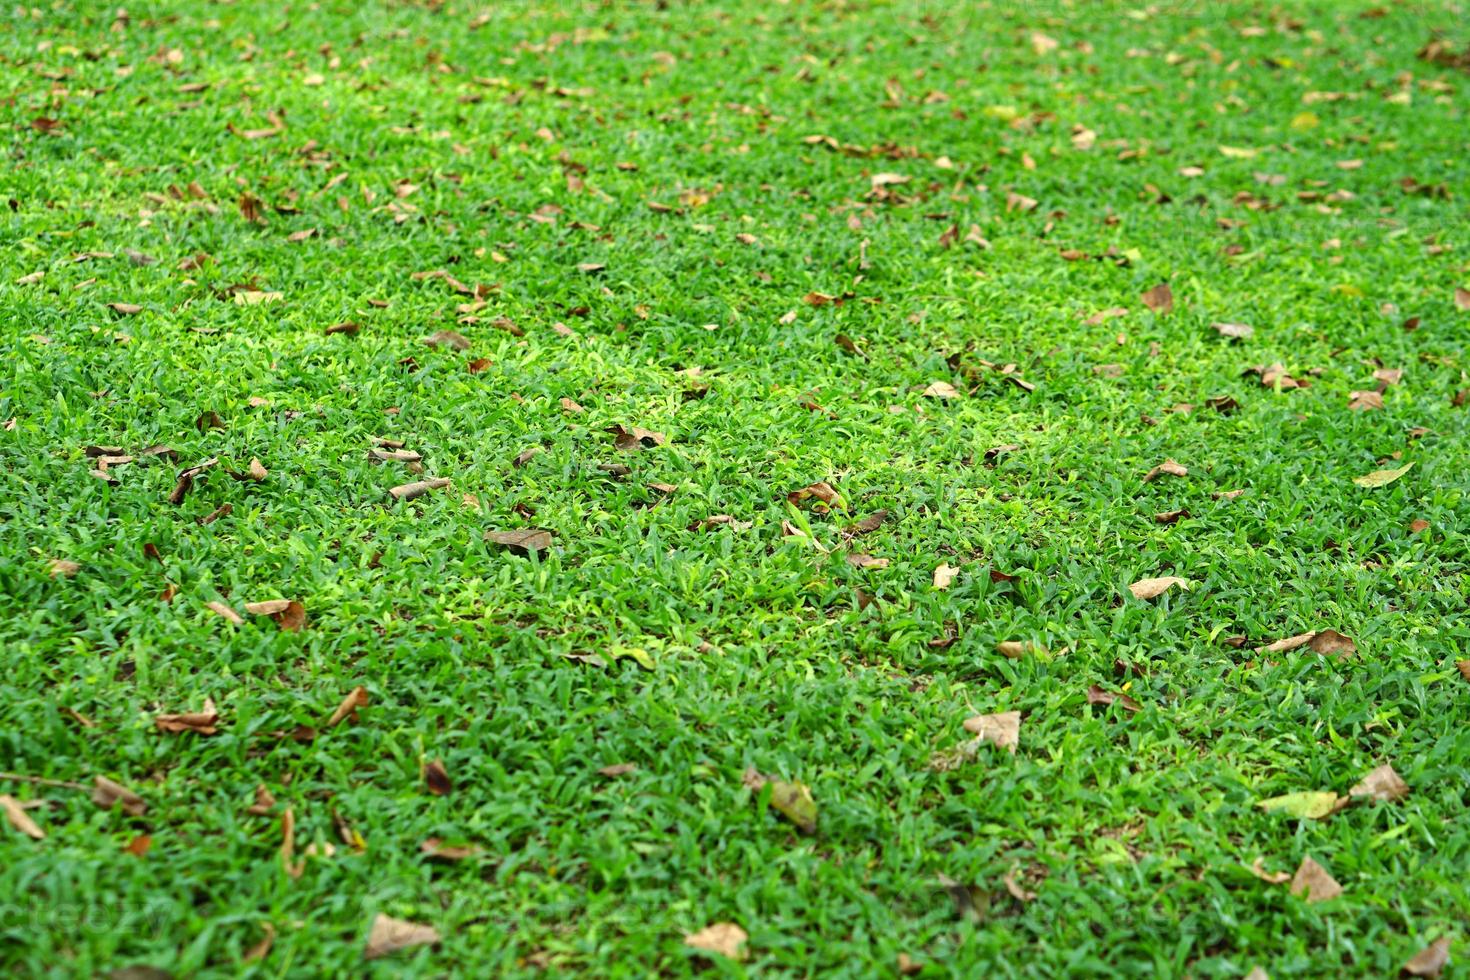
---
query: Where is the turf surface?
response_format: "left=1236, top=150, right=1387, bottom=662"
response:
left=2, top=0, right=1469, bottom=975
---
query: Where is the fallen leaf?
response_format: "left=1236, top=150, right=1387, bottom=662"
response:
left=1211, top=322, right=1253, bottom=340
left=690, top=515, right=752, bottom=532
left=233, top=290, right=282, bottom=306
left=995, top=641, right=1046, bottom=659
left=922, top=380, right=960, bottom=399
left=845, top=511, right=887, bottom=536
left=846, top=553, right=889, bottom=569
left=1349, top=390, right=1385, bottom=411
left=1257, top=629, right=1356, bottom=657
left=424, top=330, right=471, bottom=351
left=1, top=795, right=44, bottom=839
left=389, top=478, right=451, bottom=502
left=1289, top=856, right=1343, bottom=903
left=243, top=923, right=276, bottom=962
left=1141, top=283, right=1174, bottom=314
left=325, top=321, right=360, bottom=336
left=245, top=600, right=306, bottom=632
left=1257, top=791, right=1343, bottom=819
left=962, top=710, right=1020, bottom=754
left=1128, top=576, right=1189, bottom=600
left=107, top=302, right=143, bottom=316
left=1354, top=462, right=1413, bottom=488
left=684, top=922, right=747, bottom=961
left=598, top=763, right=637, bottom=777
left=327, top=686, right=369, bottom=729
left=48, top=559, right=81, bottom=578
left=414, top=838, right=482, bottom=862
left=155, top=699, right=219, bottom=735
left=1348, top=763, right=1409, bottom=803
left=1003, top=866, right=1038, bottom=902
left=1154, top=508, right=1189, bottom=525
left=932, top=564, right=958, bottom=590
left=247, top=784, right=277, bottom=816
left=743, top=769, right=817, bottom=833
left=364, top=914, right=440, bottom=959
left=1086, top=685, right=1142, bottom=712
left=1402, top=937, right=1452, bottom=978
left=424, top=760, right=452, bottom=796
left=1143, top=459, right=1188, bottom=482
left=1248, top=858, right=1292, bottom=884
left=485, top=529, right=553, bottom=554
left=92, top=776, right=147, bottom=816
left=608, top=424, right=666, bottom=451
left=205, top=601, right=244, bottom=625
left=1456, top=287, right=1470, bottom=311
left=787, top=481, right=842, bottom=509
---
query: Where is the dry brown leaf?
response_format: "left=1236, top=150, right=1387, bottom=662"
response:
left=1349, top=390, right=1385, bottom=411
left=327, top=686, right=369, bottom=729
left=932, top=564, right=959, bottom=590
left=48, top=559, right=81, bottom=578
left=424, top=759, right=452, bottom=796
left=245, top=599, right=307, bottom=632
left=1257, top=629, right=1356, bottom=657
left=962, top=710, right=1021, bottom=754
left=1153, top=508, right=1189, bottom=525
left=1348, top=763, right=1409, bottom=803
left=608, top=424, right=666, bottom=451
left=1141, top=283, right=1174, bottom=314
left=205, top=601, right=244, bottom=625
left=419, top=838, right=484, bottom=862
left=1289, top=856, right=1342, bottom=903
left=743, top=769, right=818, bottom=833
left=1, top=795, right=45, bottom=840
left=424, top=330, right=471, bottom=351
left=364, top=913, right=441, bottom=959
left=995, top=640, right=1046, bottom=659
left=1003, top=866, right=1038, bottom=902
left=1248, top=857, right=1291, bottom=884
left=1402, top=937, right=1452, bottom=978
left=1143, top=459, right=1188, bottom=482
left=1457, top=660, right=1470, bottom=683
left=247, top=784, right=277, bottom=816
left=389, top=478, right=451, bottom=502
left=684, top=922, right=748, bottom=961
left=485, top=529, right=553, bottom=554
left=922, top=380, right=960, bottom=399
left=155, top=698, right=219, bottom=735
left=560, top=397, right=585, bottom=414
left=1211, top=322, right=1254, bottom=340
left=324, top=321, right=360, bottom=336
left=280, top=807, right=303, bottom=878
left=243, top=923, right=276, bottom=962
left=788, top=481, right=841, bottom=509
left=845, top=511, right=887, bottom=536
left=92, top=776, right=146, bottom=816
left=1128, top=576, right=1189, bottom=600
left=598, top=763, right=637, bottom=777
left=846, top=553, right=889, bottom=569
left=1455, top=287, right=1470, bottom=311
left=690, top=515, right=752, bottom=532
left=1086, top=685, right=1142, bottom=713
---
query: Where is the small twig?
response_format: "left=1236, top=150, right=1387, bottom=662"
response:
left=0, top=772, right=88, bottom=792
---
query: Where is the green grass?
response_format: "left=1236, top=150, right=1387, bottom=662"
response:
left=3, top=0, right=1469, bottom=975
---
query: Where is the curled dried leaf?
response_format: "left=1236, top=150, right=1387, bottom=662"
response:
left=364, top=914, right=440, bottom=960
left=485, top=529, right=553, bottom=554
left=327, top=686, right=369, bottom=729
left=389, top=478, right=451, bottom=502
left=92, top=776, right=146, bottom=816
left=962, top=710, right=1020, bottom=754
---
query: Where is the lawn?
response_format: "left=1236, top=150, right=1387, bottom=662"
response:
left=2, top=0, right=1468, bottom=975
